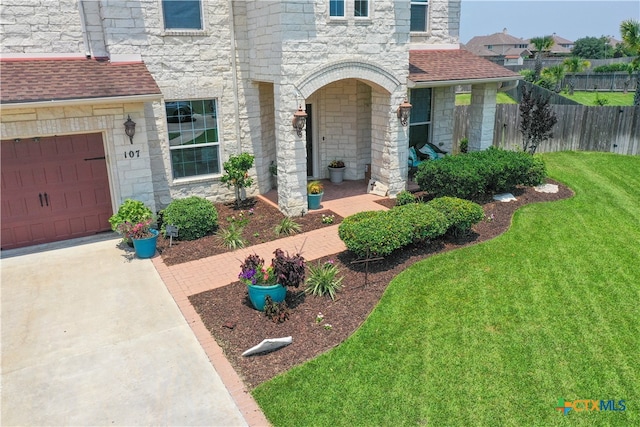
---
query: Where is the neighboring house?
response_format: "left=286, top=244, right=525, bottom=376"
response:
left=464, top=28, right=531, bottom=65
left=0, top=0, right=519, bottom=250
left=524, top=34, right=573, bottom=57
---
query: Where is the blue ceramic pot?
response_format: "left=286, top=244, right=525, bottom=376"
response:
left=307, top=192, right=323, bottom=210
left=132, top=229, right=159, bottom=259
left=247, top=283, right=286, bottom=311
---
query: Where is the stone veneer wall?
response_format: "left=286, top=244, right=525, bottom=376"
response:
left=410, top=0, right=461, bottom=45
left=469, top=83, right=498, bottom=151
left=431, top=86, right=457, bottom=154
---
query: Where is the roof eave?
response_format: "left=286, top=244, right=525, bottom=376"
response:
left=408, top=75, right=521, bottom=89
left=1, top=93, right=162, bottom=109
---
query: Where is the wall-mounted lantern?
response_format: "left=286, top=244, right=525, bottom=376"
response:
left=292, top=105, right=308, bottom=137
left=124, top=115, right=136, bottom=144
left=397, top=99, right=412, bottom=127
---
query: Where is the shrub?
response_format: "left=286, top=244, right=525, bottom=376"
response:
left=305, top=260, right=343, bottom=300
left=109, top=199, right=153, bottom=232
left=264, top=296, right=289, bottom=323
left=428, top=197, right=484, bottom=236
left=415, top=148, right=547, bottom=199
left=162, top=196, right=218, bottom=241
left=391, top=203, right=448, bottom=242
left=338, top=210, right=413, bottom=258
left=395, top=190, right=416, bottom=206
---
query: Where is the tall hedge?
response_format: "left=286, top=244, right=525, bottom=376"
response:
left=415, top=147, right=546, bottom=199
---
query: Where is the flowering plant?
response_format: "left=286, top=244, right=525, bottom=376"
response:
left=116, top=218, right=154, bottom=240
left=239, top=249, right=306, bottom=287
left=328, top=159, right=345, bottom=168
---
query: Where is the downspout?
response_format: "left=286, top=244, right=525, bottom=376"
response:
left=228, top=0, right=243, bottom=152
left=78, top=0, right=92, bottom=58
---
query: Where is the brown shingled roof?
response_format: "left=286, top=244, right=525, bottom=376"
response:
left=0, top=58, right=161, bottom=104
left=409, top=49, right=521, bottom=84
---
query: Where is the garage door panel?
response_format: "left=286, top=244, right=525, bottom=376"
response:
left=1, top=133, right=113, bottom=250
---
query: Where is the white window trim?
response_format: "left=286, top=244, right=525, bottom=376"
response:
left=410, top=0, right=430, bottom=34
left=160, top=0, right=206, bottom=34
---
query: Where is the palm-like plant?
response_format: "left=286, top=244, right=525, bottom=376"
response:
left=562, top=57, right=591, bottom=95
left=530, top=35, right=555, bottom=82
left=620, top=19, right=640, bottom=106
left=541, top=64, right=566, bottom=92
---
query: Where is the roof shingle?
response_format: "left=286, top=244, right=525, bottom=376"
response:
left=409, top=49, right=520, bottom=83
left=0, top=58, right=161, bottom=104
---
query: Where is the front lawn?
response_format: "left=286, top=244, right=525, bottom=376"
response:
left=253, top=152, right=640, bottom=426
left=559, top=91, right=634, bottom=106
left=455, top=92, right=517, bottom=105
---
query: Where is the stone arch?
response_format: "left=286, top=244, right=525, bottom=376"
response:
left=295, top=60, right=401, bottom=98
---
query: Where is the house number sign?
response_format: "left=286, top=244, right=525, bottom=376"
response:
left=124, top=150, right=140, bottom=159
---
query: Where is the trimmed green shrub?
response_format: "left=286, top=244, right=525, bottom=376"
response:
left=338, top=210, right=413, bottom=258
left=161, top=196, right=218, bottom=241
left=392, top=203, right=448, bottom=242
left=428, top=197, right=484, bottom=235
left=415, top=147, right=547, bottom=199
left=395, top=190, right=417, bottom=206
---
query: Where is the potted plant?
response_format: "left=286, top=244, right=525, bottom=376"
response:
left=307, top=180, right=324, bottom=210
left=109, top=199, right=154, bottom=246
left=116, top=218, right=159, bottom=258
left=328, top=159, right=345, bottom=183
left=239, top=249, right=306, bottom=311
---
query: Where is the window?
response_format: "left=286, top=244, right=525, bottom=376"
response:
left=354, top=0, right=369, bottom=17
left=166, top=99, right=220, bottom=179
left=409, top=88, right=432, bottom=147
left=410, top=0, right=428, bottom=32
left=330, top=0, right=345, bottom=17
left=162, top=0, right=202, bottom=30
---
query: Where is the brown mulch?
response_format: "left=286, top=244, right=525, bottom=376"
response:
left=188, top=181, right=573, bottom=389
left=157, top=198, right=343, bottom=266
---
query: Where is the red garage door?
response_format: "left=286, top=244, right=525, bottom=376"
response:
left=1, top=133, right=113, bottom=250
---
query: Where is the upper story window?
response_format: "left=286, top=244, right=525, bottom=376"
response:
left=410, top=0, right=429, bottom=32
left=330, top=0, right=345, bottom=17
left=162, top=0, right=202, bottom=30
left=354, top=0, right=369, bottom=17
left=166, top=99, right=221, bottom=179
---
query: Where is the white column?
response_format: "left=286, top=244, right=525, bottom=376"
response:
left=469, top=83, right=498, bottom=151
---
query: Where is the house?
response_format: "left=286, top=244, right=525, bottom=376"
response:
left=0, top=0, right=519, bottom=250
left=464, top=28, right=531, bottom=65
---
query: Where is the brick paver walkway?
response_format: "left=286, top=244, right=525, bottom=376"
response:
left=152, top=184, right=389, bottom=426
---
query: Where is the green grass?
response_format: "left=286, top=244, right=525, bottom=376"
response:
left=253, top=152, right=640, bottom=426
left=559, top=91, right=634, bottom=106
left=456, top=92, right=517, bottom=105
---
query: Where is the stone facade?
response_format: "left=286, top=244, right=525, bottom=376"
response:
left=1, top=0, right=471, bottom=216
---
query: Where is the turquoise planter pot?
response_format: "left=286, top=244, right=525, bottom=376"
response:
left=307, top=192, right=324, bottom=210
left=132, top=229, right=159, bottom=259
left=247, top=283, right=286, bottom=311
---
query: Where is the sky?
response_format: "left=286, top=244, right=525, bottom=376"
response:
left=459, top=1, right=640, bottom=43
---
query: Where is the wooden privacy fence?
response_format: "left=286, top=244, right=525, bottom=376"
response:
left=453, top=105, right=640, bottom=156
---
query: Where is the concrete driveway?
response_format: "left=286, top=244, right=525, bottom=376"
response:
left=1, top=235, right=247, bottom=426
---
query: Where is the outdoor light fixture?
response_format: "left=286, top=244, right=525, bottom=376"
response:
left=124, top=115, right=136, bottom=144
left=292, top=105, right=308, bottom=137
left=397, top=99, right=412, bottom=127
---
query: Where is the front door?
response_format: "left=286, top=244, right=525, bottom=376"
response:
left=1, top=133, right=113, bottom=250
left=305, top=103, right=314, bottom=177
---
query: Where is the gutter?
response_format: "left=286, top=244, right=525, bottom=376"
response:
left=1, top=93, right=163, bottom=110
left=407, top=75, right=521, bottom=89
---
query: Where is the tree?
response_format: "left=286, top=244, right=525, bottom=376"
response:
left=563, top=57, right=591, bottom=95
left=530, top=35, right=555, bottom=81
left=571, top=36, right=612, bottom=59
left=220, top=152, right=255, bottom=207
left=541, top=64, right=566, bottom=92
left=519, top=85, right=558, bottom=155
left=620, top=19, right=640, bottom=106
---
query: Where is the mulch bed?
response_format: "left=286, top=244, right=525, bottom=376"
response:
left=188, top=181, right=573, bottom=389
left=157, top=198, right=343, bottom=266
